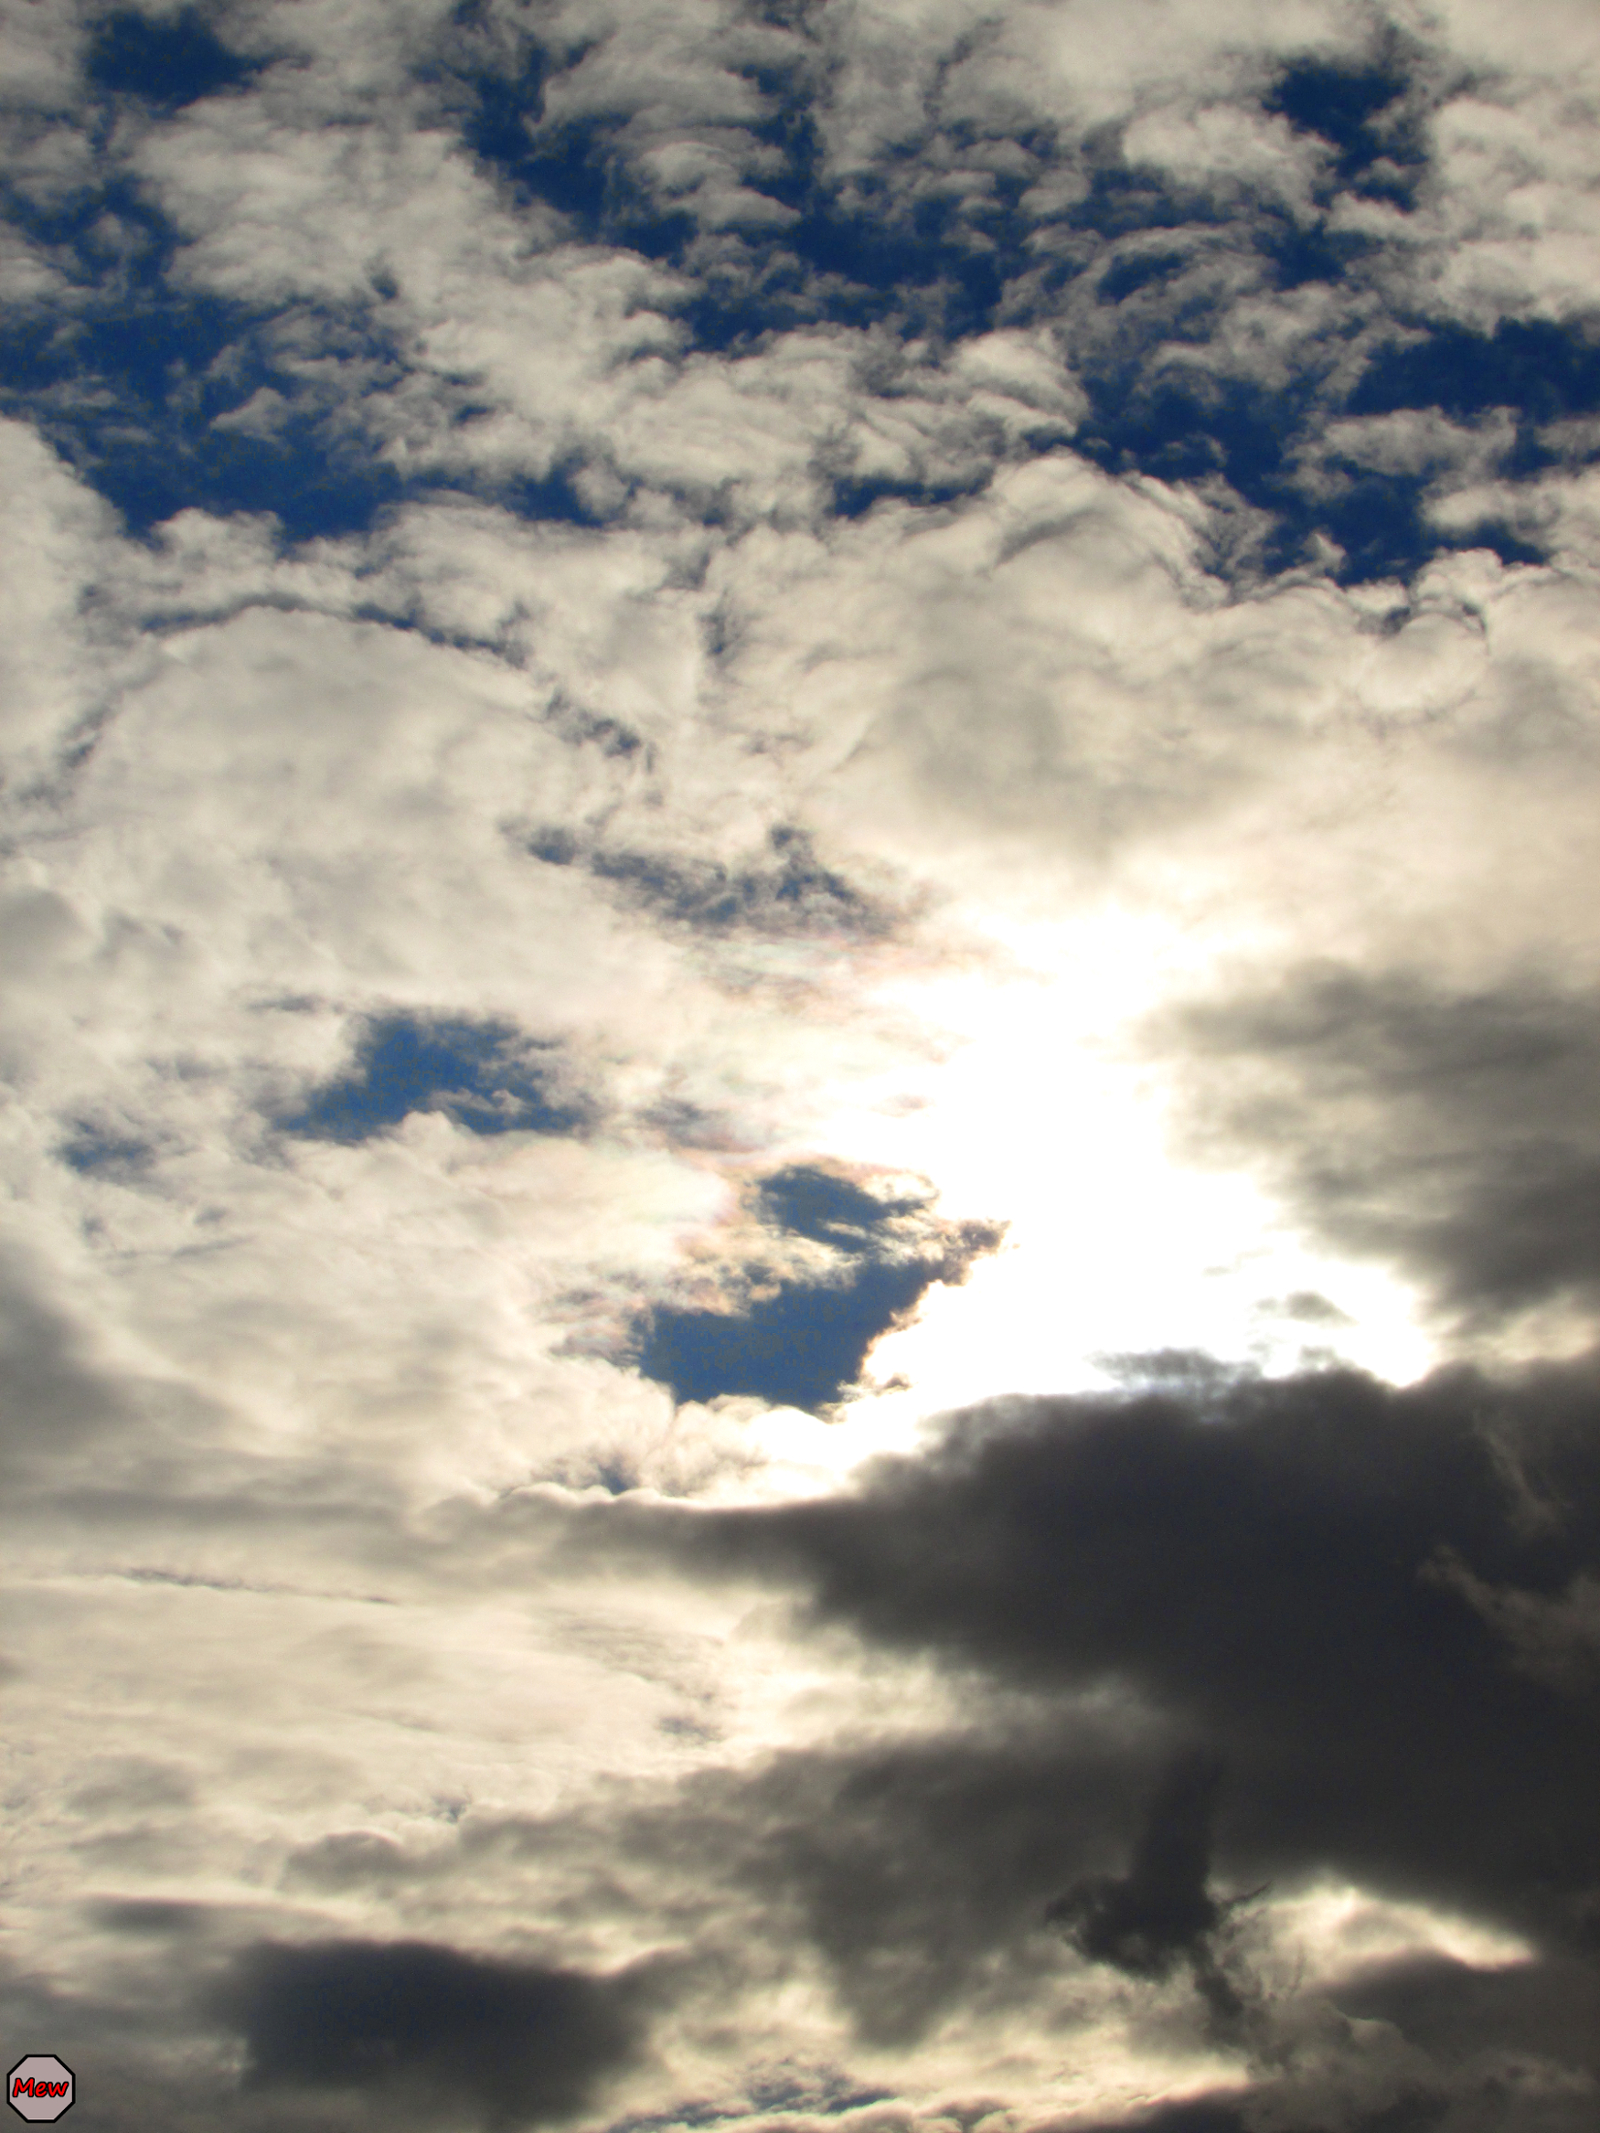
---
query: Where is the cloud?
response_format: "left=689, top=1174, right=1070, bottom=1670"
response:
left=574, top=1358, right=1600, bottom=1958
left=1334, top=1948, right=1600, bottom=2081
left=1160, top=967, right=1600, bottom=1341
left=387, top=1704, right=1191, bottom=2051
left=5, top=7, right=1600, bottom=2132
left=1046, top=1750, right=1248, bottom=2022
left=7, top=0, right=1594, bottom=579
left=213, top=1938, right=657, bottom=2129
left=532, top=824, right=903, bottom=948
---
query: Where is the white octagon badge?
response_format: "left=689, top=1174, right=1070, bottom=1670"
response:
left=7, top=2059, right=74, bottom=2122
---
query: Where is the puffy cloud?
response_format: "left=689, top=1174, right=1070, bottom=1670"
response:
left=5, top=6, right=1600, bottom=2131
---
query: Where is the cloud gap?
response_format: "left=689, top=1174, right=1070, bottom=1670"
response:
left=279, top=1011, right=594, bottom=1144
left=86, top=8, right=263, bottom=114
left=632, top=1163, right=1004, bottom=1413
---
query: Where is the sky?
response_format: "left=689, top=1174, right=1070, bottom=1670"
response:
left=2, top=2, right=1600, bottom=2128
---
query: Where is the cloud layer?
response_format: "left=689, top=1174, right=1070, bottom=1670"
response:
left=3, top=2, right=1599, bottom=2130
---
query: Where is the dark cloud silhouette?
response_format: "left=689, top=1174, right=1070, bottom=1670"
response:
left=1163, top=968, right=1600, bottom=1330
left=1047, top=1750, right=1250, bottom=2021
left=215, top=1938, right=653, bottom=2129
left=465, top=1712, right=1172, bottom=2046
left=574, top=1359, right=1600, bottom=1958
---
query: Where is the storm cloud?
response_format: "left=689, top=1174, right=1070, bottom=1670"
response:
left=216, top=1939, right=655, bottom=2128
left=578, top=1359, right=1600, bottom=1956
left=1163, top=968, right=1600, bottom=1335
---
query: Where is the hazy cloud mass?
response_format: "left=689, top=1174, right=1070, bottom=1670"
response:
left=3, top=3, right=1598, bottom=2129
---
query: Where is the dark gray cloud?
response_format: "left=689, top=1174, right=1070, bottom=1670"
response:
left=0, top=1933, right=660, bottom=2133
left=1160, top=967, right=1600, bottom=1331
left=213, top=1938, right=656, bottom=2131
left=1066, top=2104, right=1251, bottom=2133
left=661, top=1721, right=1156, bottom=2045
left=427, top=1709, right=1172, bottom=2046
left=569, top=1359, right=1600, bottom=1959
left=1046, top=1750, right=1251, bottom=2024
left=1336, top=1948, right=1600, bottom=2082
left=18, top=1346, right=1600, bottom=2128
left=1068, top=2064, right=1596, bottom=2133
left=274, top=1622, right=1599, bottom=2126
left=90, top=1896, right=213, bottom=1938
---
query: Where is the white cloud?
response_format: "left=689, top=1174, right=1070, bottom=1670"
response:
left=0, top=0, right=88, bottom=114
left=1122, top=101, right=1327, bottom=210
left=1431, top=462, right=1600, bottom=566
left=0, top=418, right=130, bottom=785
left=6, top=7, right=1600, bottom=2128
left=138, top=99, right=564, bottom=305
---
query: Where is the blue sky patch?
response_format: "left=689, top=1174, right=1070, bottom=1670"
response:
left=755, top=1166, right=928, bottom=1256
left=434, top=31, right=1579, bottom=581
left=1266, top=51, right=1425, bottom=205
left=1350, top=318, right=1600, bottom=434
left=57, top=1127, right=153, bottom=1179
left=0, top=155, right=394, bottom=534
left=591, top=829, right=892, bottom=942
left=634, top=1256, right=947, bottom=1414
left=633, top=1169, right=1003, bottom=1412
left=87, top=7, right=262, bottom=111
left=282, top=1014, right=590, bottom=1144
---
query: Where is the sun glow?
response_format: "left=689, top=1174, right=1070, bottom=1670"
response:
left=814, top=909, right=1436, bottom=1443
left=1267, top=1881, right=1534, bottom=1979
